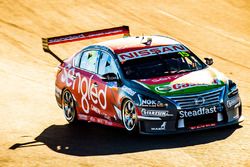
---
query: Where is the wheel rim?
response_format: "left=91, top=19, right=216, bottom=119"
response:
left=122, top=100, right=137, bottom=131
left=62, top=90, right=75, bottom=122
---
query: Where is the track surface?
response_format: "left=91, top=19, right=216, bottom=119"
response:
left=0, top=0, right=250, bottom=166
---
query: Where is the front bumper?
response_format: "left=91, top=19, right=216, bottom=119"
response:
left=137, top=99, right=244, bottom=135
left=138, top=115, right=244, bottom=135
left=136, top=85, right=245, bottom=135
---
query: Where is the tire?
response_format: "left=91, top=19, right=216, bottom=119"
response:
left=62, top=89, right=78, bottom=124
left=122, top=99, right=139, bottom=134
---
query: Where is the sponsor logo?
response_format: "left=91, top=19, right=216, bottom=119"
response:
left=227, top=96, right=239, bottom=108
left=48, top=29, right=124, bottom=44
left=179, top=106, right=217, bottom=118
left=139, top=73, right=186, bottom=85
left=151, top=122, right=167, bottom=131
left=156, top=85, right=172, bottom=92
left=121, top=86, right=136, bottom=96
left=172, top=79, right=221, bottom=90
left=49, top=34, right=85, bottom=44
left=141, top=99, right=157, bottom=106
left=91, top=104, right=101, bottom=114
left=189, top=123, right=216, bottom=130
left=61, top=64, right=107, bottom=114
left=194, top=97, right=205, bottom=105
left=117, top=44, right=188, bottom=61
left=141, top=108, right=173, bottom=117
left=141, top=99, right=166, bottom=107
left=155, top=79, right=222, bottom=93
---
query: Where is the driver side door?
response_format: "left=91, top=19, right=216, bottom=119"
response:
left=95, top=50, right=121, bottom=122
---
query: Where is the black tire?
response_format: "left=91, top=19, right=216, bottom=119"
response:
left=122, top=99, right=139, bottom=134
left=62, top=89, right=78, bottom=124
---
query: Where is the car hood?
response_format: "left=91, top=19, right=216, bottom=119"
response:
left=133, top=67, right=227, bottom=96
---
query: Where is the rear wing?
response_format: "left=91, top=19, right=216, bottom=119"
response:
left=42, top=25, right=130, bottom=63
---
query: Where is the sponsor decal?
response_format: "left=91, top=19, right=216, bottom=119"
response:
left=141, top=108, right=173, bottom=117
left=151, top=122, right=167, bottom=131
left=172, top=80, right=220, bottom=90
left=77, top=114, right=123, bottom=127
left=86, top=29, right=123, bottom=38
left=89, top=116, right=113, bottom=126
left=91, top=104, right=101, bottom=114
left=141, top=99, right=166, bottom=107
left=138, top=73, right=187, bottom=85
left=121, top=86, right=136, bottom=96
left=49, top=34, right=85, bottom=44
left=178, top=51, right=190, bottom=57
left=156, top=85, right=172, bottom=92
left=179, top=106, right=217, bottom=118
left=117, top=44, right=188, bottom=61
left=78, top=114, right=88, bottom=120
left=48, top=29, right=124, bottom=45
left=61, top=64, right=107, bottom=114
left=227, top=96, right=240, bottom=108
left=154, top=79, right=222, bottom=94
left=189, top=123, right=216, bottom=130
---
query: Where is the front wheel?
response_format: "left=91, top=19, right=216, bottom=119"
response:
left=62, top=89, right=78, bottom=124
left=122, top=99, right=138, bottom=134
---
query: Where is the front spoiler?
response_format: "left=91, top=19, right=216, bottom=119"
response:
left=138, top=115, right=244, bottom=135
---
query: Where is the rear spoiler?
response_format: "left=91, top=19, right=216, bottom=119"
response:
left=42, top=25, right=130, bottom=63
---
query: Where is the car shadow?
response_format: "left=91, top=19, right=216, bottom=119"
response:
left=10, top=122, right=241, bottom=156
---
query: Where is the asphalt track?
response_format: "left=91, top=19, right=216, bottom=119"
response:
left=0, top=0, right=250, bottom=166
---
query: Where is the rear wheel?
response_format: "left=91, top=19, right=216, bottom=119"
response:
left=122, top=99, right=138, bottom=134
left=62, top=89, right=78, bottom=124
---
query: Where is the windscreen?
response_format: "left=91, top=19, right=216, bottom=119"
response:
left=120, top=51, right=206, bottom=80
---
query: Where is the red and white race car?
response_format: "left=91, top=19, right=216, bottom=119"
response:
left=42, top=26, right=244, bottom=135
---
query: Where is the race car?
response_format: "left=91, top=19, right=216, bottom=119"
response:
left=42, top=26, right=244, bottom=134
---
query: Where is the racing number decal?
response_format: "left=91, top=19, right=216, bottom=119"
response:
left=178, top=51, right=190, bottom=58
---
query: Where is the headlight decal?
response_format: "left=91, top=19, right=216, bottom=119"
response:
left=227, top=80, right=238, bottom=97
left=227, top=96, right=240, bottom=108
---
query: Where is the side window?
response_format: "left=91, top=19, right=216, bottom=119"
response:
left=98, top=52, right=119, bottom=76
left=80, top=50, right=99, bottom=73
left=185, top=56, right=203, bottom=70
left=73, top=51, right=82, bottom=67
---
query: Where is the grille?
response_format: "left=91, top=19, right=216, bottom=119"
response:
left=166, top=87, right=225, bottom=110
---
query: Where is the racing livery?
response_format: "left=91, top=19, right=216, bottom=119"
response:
left=42, top=26, right=244, bottom=134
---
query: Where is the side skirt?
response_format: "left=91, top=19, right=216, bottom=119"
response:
left=78, top=114, right=124, bottom=128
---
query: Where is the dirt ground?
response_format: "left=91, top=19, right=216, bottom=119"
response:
left=0, top=0, right=250, bottom=166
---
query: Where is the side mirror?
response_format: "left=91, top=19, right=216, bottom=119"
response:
left=101, top=73, right=118, bottom=82
left=204, top=57, right=213, bottom=66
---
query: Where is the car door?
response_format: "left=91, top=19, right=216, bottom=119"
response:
left=94, top=50, right=121, bottom=122
left=75, top=50, right=100, bottom=117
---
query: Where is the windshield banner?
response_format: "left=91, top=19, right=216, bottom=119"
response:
left=117, top=44, right=189, bottom=62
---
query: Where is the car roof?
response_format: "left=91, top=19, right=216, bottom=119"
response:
left=96, top=35, right=181, bottom=54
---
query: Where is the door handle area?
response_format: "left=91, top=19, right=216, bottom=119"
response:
left=93, top=82, right=99, bottom=87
